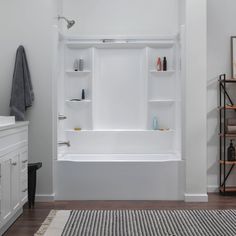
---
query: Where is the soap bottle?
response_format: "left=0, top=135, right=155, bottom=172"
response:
left=163, top=57, right=167, bottom=71
left=227, top=140, right=236, bottom=161
left=156, top=57, right=162, bottom=71
left=73, top=59, right=79, bottom=71
left=152, top=116, right=158, bottom=130
left=79, top=57, right=84, bottom=71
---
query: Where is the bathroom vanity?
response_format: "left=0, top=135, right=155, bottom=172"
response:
left=0, top=122, right=28, bottom=235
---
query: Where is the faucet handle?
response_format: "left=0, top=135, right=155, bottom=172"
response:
left=58, top=141, right=70, bottom=147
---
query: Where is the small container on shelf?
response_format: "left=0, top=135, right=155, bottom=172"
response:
left=152, top=116, right=158, bottom=130
left=74, top=127, right=82, bottom=131
left=73, top=59, right=79, bottom=71
left=163, top=57, right=167, bottom=71
left=79, top=58, right=84, bottom=71
left=156, top=57, right=162, bottom=71
left=81, top=89, right=85, bottom=100
left=227, top=140, right=236, bottom=161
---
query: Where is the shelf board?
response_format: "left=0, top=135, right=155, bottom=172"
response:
left=148, top=99, right=175, bottom=103
left=66, top=70, right=91, bottom=75
left=219, top=133, right=236, bottom=137
left=220, top=186, right=236, bottom=192
left=66, top=41, right=175, bottom=49
left=219, top=79, right=236, bottom=83
left=66, top=99, right=91, bottom=103
left=219, top=105, right=236, bottom=110
left=150, top=70, right=175, bottom=75
left=65, top=129, right=175, bottom=133
left=219, top=160, right=236, bottom=165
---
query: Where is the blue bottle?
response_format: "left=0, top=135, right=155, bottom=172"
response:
left=152, top=116, right=158, bottom=130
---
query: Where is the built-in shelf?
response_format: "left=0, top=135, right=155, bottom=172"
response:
left=66, top=99, right=91, bottom=103
left=66, top=41, right=175, bottom=49
left=148, top=99, right=175, bottom=103
left=150, top=70, right=175, bottom=75
left=66, top=70, right=91, bottom=75
left=65, top=129, right=175, bottom=133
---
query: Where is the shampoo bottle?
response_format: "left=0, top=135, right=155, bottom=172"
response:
left=79, top=57, right=84, bottom=71
left=81, top=89, right=85, bottom=100
left=156, top=57, right=162, bottom=71
left=73, top=59, right=79, bottom=71
left=163, top=57, right=167, bottom=71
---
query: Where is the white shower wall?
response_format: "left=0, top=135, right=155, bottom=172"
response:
left=62, top=0, right=179, bottom=36
left=57, top=37, right=181, bottom=155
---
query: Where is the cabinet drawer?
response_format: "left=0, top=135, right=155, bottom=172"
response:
left=0, top=127, right=28, bottom=152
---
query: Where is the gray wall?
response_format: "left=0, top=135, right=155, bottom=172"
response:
left=0, top=0, right=57, bottom=197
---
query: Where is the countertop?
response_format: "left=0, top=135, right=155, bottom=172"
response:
left=0, top=121, right=29, bottom=132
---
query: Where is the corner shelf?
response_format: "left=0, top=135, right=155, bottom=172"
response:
left=148, top=99, right=175, bottom=103
left=66, top=99, right=91, bottom=103
left=66, top=70, right=91, bottom=76
left=150, top=70, right=175, bottom=75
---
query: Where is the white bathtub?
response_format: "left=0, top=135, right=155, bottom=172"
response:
left=58, top=153, right=181, bottom=162
left=55, top=153, right=185, bottom=200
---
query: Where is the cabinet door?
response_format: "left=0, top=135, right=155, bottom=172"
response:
left=11, top=154, right=20, bottom=212
left=1, top=156, right=12, bottom=222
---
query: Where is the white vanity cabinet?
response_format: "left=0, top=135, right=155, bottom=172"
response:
left=0, top=122, right=28, bottom=235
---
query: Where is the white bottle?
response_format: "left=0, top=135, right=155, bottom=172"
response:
left=73, top=59, right=79, bottom=71
left=152, top=116, right=158, bottom=130
left=79, top=57, right=84, bottom=71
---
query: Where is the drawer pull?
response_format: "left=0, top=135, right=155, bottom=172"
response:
left=22, top=160, right=28, bottom=164
left=11, top=162, right=17, bottom=166
left=22, top=188, right=28, bottom=193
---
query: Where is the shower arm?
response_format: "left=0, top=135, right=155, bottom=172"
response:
left=58, top=16, right=68, bottom=23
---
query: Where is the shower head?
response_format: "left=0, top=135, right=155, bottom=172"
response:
left=67, top=20, right=75, bottom=29
left=58, top=16, right=75, bottom=29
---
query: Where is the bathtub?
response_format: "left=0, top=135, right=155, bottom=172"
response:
left=55, top=153, right=185, bottom=200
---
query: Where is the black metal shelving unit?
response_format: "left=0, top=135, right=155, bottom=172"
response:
left=219, top=74, right=236, bottom=195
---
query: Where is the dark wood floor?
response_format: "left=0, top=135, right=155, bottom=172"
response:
left=4, top=194, right=236, bottom=236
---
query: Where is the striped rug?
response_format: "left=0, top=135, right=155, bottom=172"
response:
left=36, top=209, right=236, bottom=236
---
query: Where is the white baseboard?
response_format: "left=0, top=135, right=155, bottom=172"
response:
left=207, top=185, right=218, bottom=193
left=35, top=193, right=55, bottom=202
left=184, top=193, right=208, bottom=202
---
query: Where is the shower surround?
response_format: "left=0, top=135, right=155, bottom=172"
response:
left=54, top=34, right=184, bottom=200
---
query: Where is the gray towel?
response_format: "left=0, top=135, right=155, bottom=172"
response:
left=10, top=45, right=34, bottom=121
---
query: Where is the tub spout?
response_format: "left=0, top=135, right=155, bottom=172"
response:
left=58, top=141, right=70, bottom=147
left=58, top=114, right=67, bottom=120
